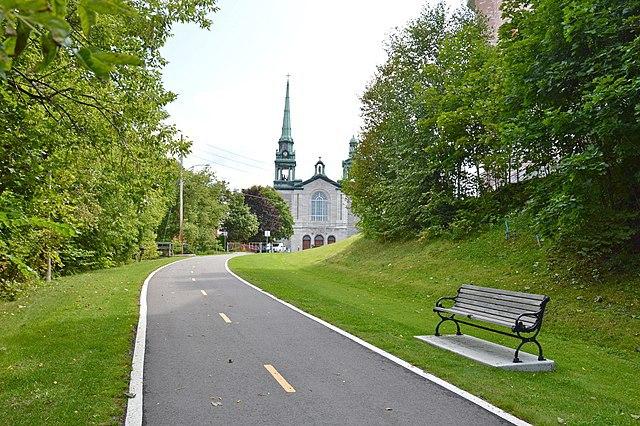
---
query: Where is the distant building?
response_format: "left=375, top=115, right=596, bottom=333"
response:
left=470, top=0, right=502, bottom=39
left=273, top=78, right=359, bottom=251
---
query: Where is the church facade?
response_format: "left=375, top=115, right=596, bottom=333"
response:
left=273, top=79, right=359, bottom=251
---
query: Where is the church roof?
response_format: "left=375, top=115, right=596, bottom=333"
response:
left=299, top=173, right=341, bottom=188
left=279, top=77, right=292, bottom=142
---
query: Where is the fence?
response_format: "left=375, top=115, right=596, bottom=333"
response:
left=227, top=241, right=268, bottom=253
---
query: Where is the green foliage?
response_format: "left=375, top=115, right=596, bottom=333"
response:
left=500, top=0, right=640, bottom=262
left=223, top=191, right=259, bottom=242
left=157, top=167, right=228, bottom=254
left=0, top=0, right=218, bottom=78
left=242, top=186, right=294, bottom=241
left=0, top=0, right=221, bottom=297
left=345, top=0, right=640, bottom=265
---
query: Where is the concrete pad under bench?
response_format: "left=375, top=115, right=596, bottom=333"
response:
left=415, top=334, right=555, bottom=372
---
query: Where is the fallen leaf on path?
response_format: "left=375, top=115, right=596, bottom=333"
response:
left=211, top=401, right=222, bottom=407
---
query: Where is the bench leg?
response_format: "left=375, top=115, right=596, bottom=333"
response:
left=513, top=340, right=525, bottom=363
left=435, top=317, right=462, bottom=337
left=513, top=338, right=545, bottom=363
left=533, top=339, right=545, bottom=361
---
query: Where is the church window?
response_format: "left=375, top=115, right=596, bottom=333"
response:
left=328, top=235, right=336, bottom=244
left=314, top=235, right=324, bottom=247
left=302, top=235, right=311, bottom=250
left=311, top=191, right=328, bottom=221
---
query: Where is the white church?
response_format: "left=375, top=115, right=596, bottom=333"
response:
left=272, top=79, right=359, bottom=251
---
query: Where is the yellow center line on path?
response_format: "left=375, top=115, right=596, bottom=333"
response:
left=218, top=312, right=232, bottom=323
left=263, top=364, right=296, bottom=393
left=200, top=290, right=207, bottom=296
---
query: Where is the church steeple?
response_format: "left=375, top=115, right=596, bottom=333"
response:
left=274, top=76, right=300, bottom=190
left=280, top=77, right=292, bottom=142
left=342, top=135, right=358, bottom=180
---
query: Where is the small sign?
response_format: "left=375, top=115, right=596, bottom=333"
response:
left=264, top=230, right=271, bottom=237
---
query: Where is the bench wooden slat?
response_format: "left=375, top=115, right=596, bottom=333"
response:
left=461, top=284, right=546, bottom=302
left=458, top=287, right=546, bottom=307
left=459, top=286, right=546, bottom=306
left=452, top=304, right=537, bottom=327
left=456, top=291, right=543, bottom=311
left=454, top=296, right=541, bottom=317
left=453, top=302, right=535, bottom=323
left=435, top=307, right=517, bottom=328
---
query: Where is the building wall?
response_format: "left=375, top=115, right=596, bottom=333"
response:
left=471, top=0, right=502, bottom=39
left=277, top=178, right=358, bottom=252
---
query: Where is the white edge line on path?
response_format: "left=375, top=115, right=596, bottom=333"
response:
left=224, top=257, right=530, bottom=426
left=125, top=257, right=192, bottom=426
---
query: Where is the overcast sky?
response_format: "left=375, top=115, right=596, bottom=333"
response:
left=161, top=0, right=462, bottom=189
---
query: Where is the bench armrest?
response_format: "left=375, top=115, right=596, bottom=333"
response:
left=514, top=311, right=542, bottom=332
left=435, top=296, right=456, bottom=308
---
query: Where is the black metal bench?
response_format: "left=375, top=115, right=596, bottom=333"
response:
left=434, top=284, right=550, bottom=363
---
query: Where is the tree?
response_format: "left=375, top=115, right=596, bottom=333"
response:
left=158, top=167, right=228, bottom=254
left=345, top=4, right=498, bottom=240
left=223, top=191, right=259, bottom=242
left=346, top=0, right=640, bottom=265
left=499, top=0, right=640, bottom=259
left=242, top=186, right=293, bottom=241
left=1, top=0, right=220, bottom=295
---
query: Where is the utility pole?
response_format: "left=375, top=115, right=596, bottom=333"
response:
left=179, top=138, right=184, bottom=255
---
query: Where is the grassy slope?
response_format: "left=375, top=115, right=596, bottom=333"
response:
left=0, top=258, right=177, bottom=426
left=229, top=228, right=640, bottom=425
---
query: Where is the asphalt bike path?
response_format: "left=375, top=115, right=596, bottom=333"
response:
left=142, top=254, right=510, bottom=425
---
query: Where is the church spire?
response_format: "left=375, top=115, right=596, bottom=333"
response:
left=342, top=135, right=358, bottom=180
left=279, top=76, right=292, bottom=142
left=274, top=76, right=299, bottom=190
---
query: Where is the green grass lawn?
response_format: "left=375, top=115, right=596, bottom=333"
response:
left=229, top=229, right=640, bottom=425
left=0, top=258, right=177, bottom=426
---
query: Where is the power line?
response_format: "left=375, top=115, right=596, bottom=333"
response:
left=203, top=143, right=270, bottom=165
left=198, top=149, right=270, bottom=170
left=189, top=154, right=251, bottom=173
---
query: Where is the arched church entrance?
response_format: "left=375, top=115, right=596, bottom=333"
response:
left=314, top=235, right=324, bottom=247
left=302, top=235, right=311, bottom=250
left=327, top=235, right=336, bottom=244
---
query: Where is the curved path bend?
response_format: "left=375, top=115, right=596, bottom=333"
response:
left=142, top=254, right=513, bottom=425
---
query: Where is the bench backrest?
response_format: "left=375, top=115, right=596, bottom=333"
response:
left=454, top=284, right=549, bottom=328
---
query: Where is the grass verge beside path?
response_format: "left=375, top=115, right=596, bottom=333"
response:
left=229, top=230, right=640, bottom=425
left=0, top=257, right=178, bottom=426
